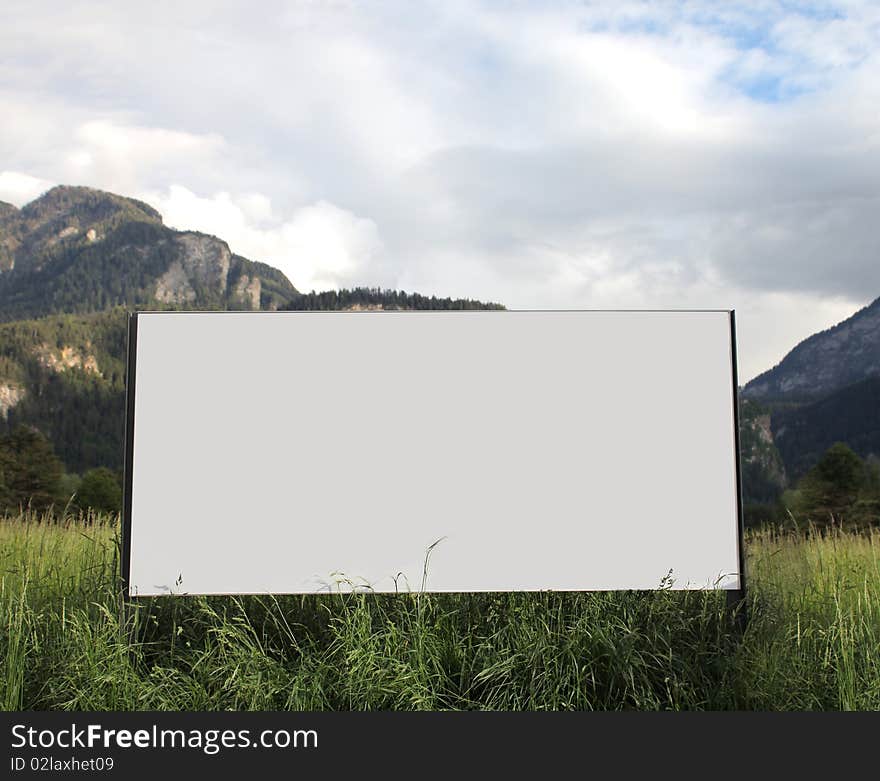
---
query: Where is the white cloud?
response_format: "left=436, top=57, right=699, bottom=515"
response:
left=140, top=185, right=384, bottom=293
left=0, top=171, right=54, bottom=206
left=65, top=120, right=227, bottom=195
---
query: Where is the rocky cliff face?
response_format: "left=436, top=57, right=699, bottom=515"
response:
left=232, top=273, right=261, bottom=310
left=33, top=343, right=101, bottom=375
left=0, top=382, right=25, bottom=421
left=739, top=398, right=788, bottom=504
left=155, top=233, right=232, bottom=304
left=743, top=296, right=880, bottom=403
left=771, top=376, right=880, bottom=480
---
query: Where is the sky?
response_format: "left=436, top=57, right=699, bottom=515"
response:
left=2, top=0, right=879, bottom=381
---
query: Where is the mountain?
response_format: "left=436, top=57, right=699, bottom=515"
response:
left=0, top=185, right=162, bottom=274
left=743, top=296, right=880, bottom=404
left=0, top=185, right=298, bottom=321
left=0, top=184, right=504, bottom=477
left=737, top=295, right=880, bottom=503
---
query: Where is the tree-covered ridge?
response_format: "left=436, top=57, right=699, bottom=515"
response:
left=284, top=287, right=505, bottom=311
left=0, top=309, right=127, bottom=473
left=0, top=185, right=162, bottom=274
left=0, top=220, right=172, bottom=320
left=0, top=186, right=299, bottom=321
left=772, top=376, right=880, bottom=482
left=739, top=398, right=787, bottom=506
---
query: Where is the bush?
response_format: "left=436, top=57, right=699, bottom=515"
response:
left=76, top=467, right=122, bottom=514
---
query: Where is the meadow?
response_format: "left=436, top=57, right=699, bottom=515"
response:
left=1, top=512, right=878, bottom=711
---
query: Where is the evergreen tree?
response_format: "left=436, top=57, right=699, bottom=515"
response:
left=0, top=425, right=65, bottom=512
left=796, top=442, right=865, bottom=522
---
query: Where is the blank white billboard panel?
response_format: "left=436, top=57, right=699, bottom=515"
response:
left=124, top=311, right=742, bottom=596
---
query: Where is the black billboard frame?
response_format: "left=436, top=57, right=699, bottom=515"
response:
left=120, top=308, right=748, bottom=621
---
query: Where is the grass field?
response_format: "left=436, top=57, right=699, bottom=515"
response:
left=1, top=512, right=878, bottom=710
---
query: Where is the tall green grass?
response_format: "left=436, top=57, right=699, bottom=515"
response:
left=1, top=511, right=878, bottom=710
